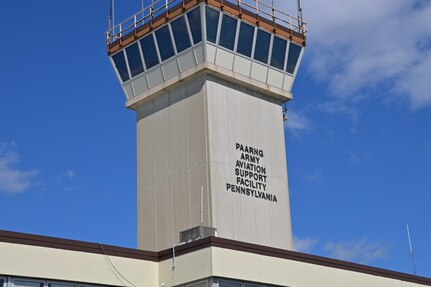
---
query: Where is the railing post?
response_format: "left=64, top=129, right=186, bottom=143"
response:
left=256, top=0, right=259, bottom=15
left=150, top=0, right=154, bottom=24
left=271, top=0, right=275, bottom=26
left=165, top=0, right=168, bottom=18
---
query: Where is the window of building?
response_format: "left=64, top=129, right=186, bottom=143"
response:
left=171, top=16, right=192, bottom=53
left=13, top=280, right=43, bottom=287
left=0, top=278, right=4, bottom=287
left=218, top=280, right=242, bottom=287
left=236, top=22, right=254, bottom=57
left=155, top=26, right=175, bottom=61
left=206, top=7, right=220, bottom=43
left=270, top=36, right=287, bottom=70
left=112, top=50, right=130, bottom=82
left=286, top=42, right=302, bottom=74
left=185, top=281, right=208, bottom=287
left=187, top=8, right=202, bottom=44
left=253, top=29, right=271, bottom=64
left=126, top=42, right=144, bottom=77
left=140, top=34, right=159, bottom=69
left=49, top=284, right=75, bottom=287
left=219, top=14, right=237, bottom=50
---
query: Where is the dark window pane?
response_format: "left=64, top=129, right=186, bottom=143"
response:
left=237, top=22, right=254, bottom=57
left=254, top=29, right=271, bottom=64
left=13, top=281, right=43, bottom=287
left=0, top=279, right=4, bottom=287
left=187, top=8, right=202, bottom=44
left=155, top=26, right=175, bottom=61
left=270, top=36, right=287, bottom=70
left=126, top=43, right=144, bottom=77
left=140, top=34, right=159, bottom=69
left=112, top=50, right=129, bottom=82
left=49, top=284, right=75, bottom=287
left=171, top=16, right=191, bottom=53
left=219, top=280, right=241, bottom=287
left=206, top=7, right=219, bottom=43
left=286, top=43, right=302, bottom=74
left=219, top=15, right=237, bottom=50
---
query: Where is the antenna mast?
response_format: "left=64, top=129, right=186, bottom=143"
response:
left=297, top=0, right=304, bottom=32
left=109, top=0, right=115, bottom=30
left=406, top=224, right=417, bottom=275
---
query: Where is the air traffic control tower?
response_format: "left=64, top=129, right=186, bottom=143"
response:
left=107, top=0, right=306, bottom=252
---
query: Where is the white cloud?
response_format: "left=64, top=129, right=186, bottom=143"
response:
left=304, top=168, right=324, bottom=184
left=293, top=236, right=319, bottom=253
left=284, top=110, right=311, bottom=131
left=324, top=237, right=388, bottom=263
left=0, top=142, right=38, bottom=194
left=62, top=169, right=75, bottom=179
left=295, top=0, right=431, bottom=109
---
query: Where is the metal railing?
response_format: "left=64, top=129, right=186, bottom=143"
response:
left=106, top=0, right=307, bottom=45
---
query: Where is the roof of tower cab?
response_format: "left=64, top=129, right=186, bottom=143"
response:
left=106, top=0, right=307, bottom=56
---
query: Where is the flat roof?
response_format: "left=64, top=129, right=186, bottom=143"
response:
left=1, top=229, right=430, bottom=286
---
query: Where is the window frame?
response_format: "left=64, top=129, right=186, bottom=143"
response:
left=12, top=278, right=44, bottom=287
left=111, top=50, right=131, bottom=83
left=286, top=42, right=302, bottom=75
left=125, top=42, right=145, bottom=78
left=186, top=7, right=203, bottom=45
left=140, top=33, right=161, bottom=70
left=218, top=14, right=238, bottom=51
left=269, top=35, right=288, bottom=71
left=236, top=21, right=255, bottom=58
left=170, top=16, right=193, bottom=53
left=205, top=6, right=221, bottom=44
left=154, top=25, right=176, bottom=62
left=253, top=28, right=272, bottom=64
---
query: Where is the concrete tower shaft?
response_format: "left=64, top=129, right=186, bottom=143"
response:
left=107, top=0, right=306, bottom=252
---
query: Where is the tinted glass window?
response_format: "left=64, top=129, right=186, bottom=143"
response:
left=270, top=36, right=287, bottom=70
left=219, top=280, right=241, bottom=287
left=126, top=43, right=144, bottom=77
left=206, top=7, right=219, bottom=43
left=253, top=29, right=271, bottom=64
left=286, top=43, right=302, bottom=74
left=14, top=281, right=43, bottom=287
left=49, top=284, right=75, bottom=287
left=219, top=15, right=237, bottom=50
left=140, top=34, right=159, bottom=69
left=0, top=279, right=4, bottom=287
left=171, top=16, right=191, bottom=53
left=155, top=26, right=175, bottom=61
left=237, top=22, right=254, bottom=57
left=187, top=8, right=202, bottom=44
left=112, top=51, right=130, bottom=82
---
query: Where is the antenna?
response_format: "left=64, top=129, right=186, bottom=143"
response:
left=406, top=224, right=417, bottom=275
left=297, top=0, right=304, bottom=32
left=109, top=0, right=115, bottom=30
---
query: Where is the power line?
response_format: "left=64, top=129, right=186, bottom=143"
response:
left=98, top=243, right=138, bottom=287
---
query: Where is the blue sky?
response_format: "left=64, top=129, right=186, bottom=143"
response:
left=1, top=0, right=430, bottom=278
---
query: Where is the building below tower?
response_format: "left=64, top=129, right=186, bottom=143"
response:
left=1, top=230, right=430, bottom=287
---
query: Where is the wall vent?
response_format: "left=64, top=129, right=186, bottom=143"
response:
left=180, top=226, right=217, bottom=243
